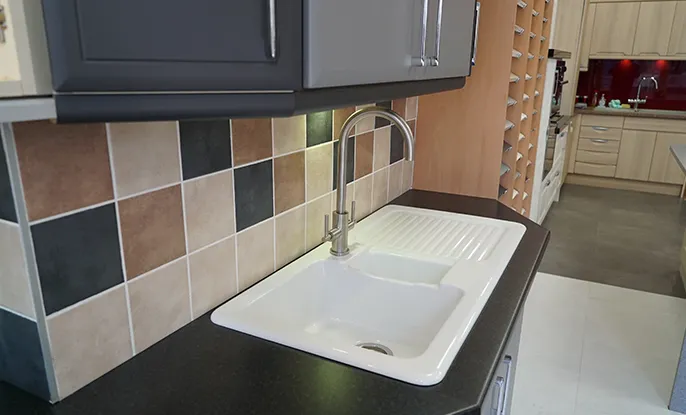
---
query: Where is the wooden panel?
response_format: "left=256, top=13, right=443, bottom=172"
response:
left=576, top=150, right=619, bottom=164
left=579, top=126, right=623, bottom=140
left=574, top=161, right=617, bottom=177
left=668, top=2, right=686, bottom=56
left=649, top=132, right=686, bottom=184
left=589, top=2, right=640, bottom=56
left=566, top=173, right=680, bottom=195
left=413, top=0, right=516, bottom=198
left=581, top=114, right=625, bottom=128
left=578, top=138, right=621, bottom=152
left=615, top=130, right=657, bottom=180
left=632, top=1, right=677, bottom=56
left=623, top=116, right=686, bottom=132
left=579, top=3, right=596, bottom=70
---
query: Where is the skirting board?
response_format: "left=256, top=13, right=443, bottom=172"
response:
left=565, top=174, right=681, bottom=196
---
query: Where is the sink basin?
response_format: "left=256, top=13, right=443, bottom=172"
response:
left=211, top=205, right=525, bottom=385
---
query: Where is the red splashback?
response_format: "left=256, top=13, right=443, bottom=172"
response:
left=576, top=59, right=686, bottom=111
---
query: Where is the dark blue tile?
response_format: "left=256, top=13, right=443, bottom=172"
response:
left=32, top=204, right=124, bottom=315
left=306, top=112, right=333, bottom=147
left=0, top=133, right=17, bottom=223
left=234, top=160, right=273, bottom=232
left=180, top=120, right=232, bottom=180
left=0, top=310, right=49, bottom=400
left=390, top=126, right=405, bottom=164
left=332, top=138, right=355, bottom=191
left=375, top=101, right=392, bottom=128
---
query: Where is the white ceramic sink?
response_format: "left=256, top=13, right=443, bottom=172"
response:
left=211, top=205, right=525, bottom=385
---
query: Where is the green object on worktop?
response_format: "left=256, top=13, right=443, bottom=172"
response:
left=609, top=99, right=623, bottom=109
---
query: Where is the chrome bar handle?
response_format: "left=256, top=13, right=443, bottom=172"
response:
left=428, top=0, right=444, bottom=66
left=412, top=0, right=429, bottom=67
left=471, top=2, right=481, bottom=66
left=591, top=126, right=608, bottom=131
left=591, top=138, right=609, bottom=143
left=491, top=376, right=505, bottom=415
left=268, top=0, right=277, bottom=59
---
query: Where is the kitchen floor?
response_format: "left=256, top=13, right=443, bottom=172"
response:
left=512, top=273, right=686, bottom=415
left=539, top=184, right=686, bottom=298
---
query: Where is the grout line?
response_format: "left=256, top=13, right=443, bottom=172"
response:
left=0, top=217, right=18, bottom=227
left=274, top=145, right=307, bottom=160
left=230, top=121, right=240, bottom=292
left=271, top=119, right=277, bottom=271
left=29, top=199, right=115, bottom=226
left=46, top=282, right=126, bottom=321
left=117, top=181, right=181, bottom=203
left=176, top=121, right=194, bottom=321
left=304, top=137, right=309, bottom=251
left=106, top=124, right=137, bottom=356
left=182, top=165, right=233, bottom=184
left=188, top=232, right=236, bottom=257
left=0, top=304, right=35, bottom=321
left=126, top=256, right=187, bottom=287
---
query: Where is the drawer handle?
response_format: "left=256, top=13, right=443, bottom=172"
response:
left=545, top=179, right=551, bottom=186
left=554, top=171, right=560, bottom=177
left=502, top=356, right=513, bottom=414
left=412, top=0, right=430, bottom=67
left=428, top=0, right=444, bottom=66
left=591, top=126, right=609, bottom=131
left=590, top=139, right=609, bottom=144
left=491, top=376, right=506, bottom=415
left=471, top=2, right=481, bottom=66
left=268, top=0, right=277, bottom=59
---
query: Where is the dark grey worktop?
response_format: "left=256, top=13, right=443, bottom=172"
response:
left=0, top=190, right=550, bottom=415
left=575, top=107, right=686, bottom=120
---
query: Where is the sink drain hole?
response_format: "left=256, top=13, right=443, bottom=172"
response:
left=356, top=342, right=393, bottom=356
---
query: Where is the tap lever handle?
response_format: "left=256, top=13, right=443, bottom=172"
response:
left=323, top=214, right=331, bottom=242
left=349, top=201, right=356, bottom=229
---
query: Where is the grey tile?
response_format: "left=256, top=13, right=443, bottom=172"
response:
left=306, top=111, right=332, bottom=147
left=0, top=134, right=17, bottom=223
left=332, top=138, right=355, bottom=190
left=234, top=159, right=273, bottom=232
left=32, top=204, right=124, bottom=314
left=0, top=309, right=49, bottom=399
left=180, top=120, right=232, bottom=180
left=375, top=101, right=392, bottom=128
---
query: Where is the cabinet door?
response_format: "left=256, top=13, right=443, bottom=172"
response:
left=649, top=132, right=686, bottom=184
left=632, top=1, right=676, bottom=56
left=552, top=0, right=586, bottom=55
left=668, top=2, right=686, bottom=56
left=589, top=2, right=640, bottom=57
left=579, top=3, right=596, bottom=71
left=42, top=0, right=302, bottom=92
left=616, top=130, right=657, bottom=181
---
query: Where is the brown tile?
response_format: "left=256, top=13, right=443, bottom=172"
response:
left=183, top=170, right=235, bottom=252
left=108, top=122, right=180, bottom=198
left=189, top=237, right=237, bottom=317
left=232, top=118, right=272, bottom=166
left=354, top=174, right=373, bottom=219
left=273, top=116, right=306, bottom=156
left=306, top=143, right=332, bottom=201
left=306, top=193, right=331, bottom=250
left=128, top=259, right=190, bottom=352
left=13, top=121, right=113, bottom=221
left=392, top=99, right=407, bottom=119
left=275, top=206, right=306, bottom=268
left=333, top=107, right=356, bottom=140
left=236, top=219, right=274, bottom=290
left=406, top=97, right=418, bottom=120
left=119, top=185, right=186, bottom=279
left=48, top=286, right=131, bottom=398
left=355, top=132, right=374, bottom=180
left=388, top=162, right=404, bottom=201
left=274, top=152, right=305, bottom=214
left=0, top=222, right=34, bottom=318
left=372, top=168, right=389, bottom=211
left=373, top=127, right=391, bottom=171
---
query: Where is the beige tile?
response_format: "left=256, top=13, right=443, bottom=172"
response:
left=109, top=122, right=180, bottom=198
left=330, top=183, right=354, bottom=215
left=354, top=174, right=373, bottom=219
left=373, top=127, right=391, bottom=171
left=13, top=121, right=114, bottom=221
left=306, top=193, right=331, bottom=250
left=237, top=219, right=274, bottom=290
left=372, top=168, right=389, bottom=211
left=333, top=107, right=356, bottom=140
left=129, top=259, right=191, bottom=353
left=406, top=96, right=418, bottom=120
left=274, top=152, right=305, bottom=214
left=273, top=115, right=306, bottom=155
left=402, top=160, right=414, bottom=192
left=355, top=104, right=376, bottom=134
left=188, top=237, right=237, bottom=317
left=48, top=286, right=132, bottom=398
left=275, top=206, right=306, bottom=268
left=0, top=222, right=34, bottom=318
left=183, top=170, right=235, bottom=252
left=306, top=143, right=332, bottom=201
left=388, top=161, right=404, bottom=201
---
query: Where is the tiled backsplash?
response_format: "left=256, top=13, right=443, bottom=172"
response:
left=0, top=98, right=418, bottom=401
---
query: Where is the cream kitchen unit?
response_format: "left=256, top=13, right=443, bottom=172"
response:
left=566, top=113, right=686, bottom=194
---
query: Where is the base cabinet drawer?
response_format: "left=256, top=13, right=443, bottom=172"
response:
left=581, top=114, right=625, bottom=128
left=481, top=312, right=523, bottom=415
left=577, top=138, right=621, bottom=153
left=579, top=126, right=623, bottom=141
left=576, top=150, right=618, bottom=165
left=575, top=162, right=616, bottom=177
